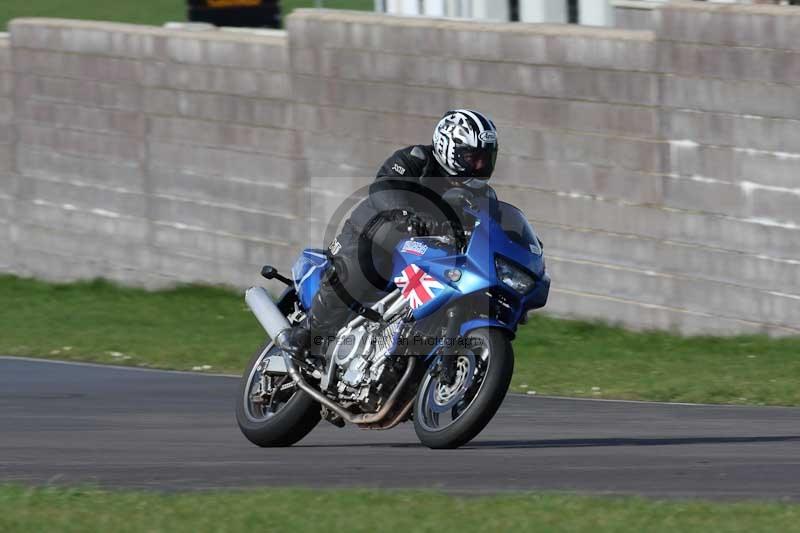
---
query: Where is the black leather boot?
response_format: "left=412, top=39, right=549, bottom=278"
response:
left=276, top=312, right=340, bottom=371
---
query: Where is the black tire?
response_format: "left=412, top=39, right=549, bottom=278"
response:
left=235, top=341, right=321, bottom=447
left=413, top=328, right=513, bottom=449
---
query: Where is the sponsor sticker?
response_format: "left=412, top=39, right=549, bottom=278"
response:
left=401, top=240, right=428, bottom=256
left=392, top=163, right=407, bottom=175
left=478, top=130, right=497, bottom=144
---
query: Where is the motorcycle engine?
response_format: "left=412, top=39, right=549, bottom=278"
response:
left=328, top=319, right=406, bottom=411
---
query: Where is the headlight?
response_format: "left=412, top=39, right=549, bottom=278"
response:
left=495, top=256, right=535, bottom=294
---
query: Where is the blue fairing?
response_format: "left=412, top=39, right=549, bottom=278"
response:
left=391, top=197, right=550, bottom=332
left=292, top=249, right=329, bottom=311
left=292, top=195, right=550, bottom=341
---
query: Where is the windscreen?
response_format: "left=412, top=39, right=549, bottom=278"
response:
left=496, top=202, right=542, bottom=255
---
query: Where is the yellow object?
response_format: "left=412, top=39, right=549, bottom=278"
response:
left=207, top=0, right=262, bottom=8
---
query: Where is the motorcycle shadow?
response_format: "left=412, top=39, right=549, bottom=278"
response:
left=296, top=435, right=800, bottom=450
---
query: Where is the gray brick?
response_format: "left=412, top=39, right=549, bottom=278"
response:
left=539, top=222, right=800, bottom=296
left=147, top=116, right=301, bottom=157
left=8, top=21, right=62, bottom=51
left=662, top=76, right=800, bottom=120
left=143, top=63, right=290, bottom=99
left=165, top=36, right=206, bottom=65
left=0, top=97, right=12, bottom=123
left=503, top=161, right=654, bottom=204
left=657, top=3, right=800, bottom=52
left=17, top=223, right=122, bottom=264
left=59, top=26, right=164, bottom=59
left=0, top=173, right=17, bottom=197
left=328, top=51, right=660, bottom=105
left=551, top=256, right=800, bottom=329
left=14, top=49, right=143, bottom=83
left=657, top=41, right=800, bottom=85
left=16, top=175, right=148, bottom=218
left=153, top=225, right=249, bottom=264
left=463, top=91, right=658, bottom=137
left=454, top=32, right=658, bottom=72
left=17, top=146, right=145, bottom=191
left=151, top=196, right=298, bottom=245
left=0, top=125, right=14, bottom=144
left=205, top=39, right=287, bottom=71
left=0, top=192, right=13, bottom=220
left=747, top=186, right=800, bottom=226
left=559, top=36, right=656, bottom=72
left=292, top=103, right=431, bottom=144
left=614, top=6, right=654, bottom=31
left=736, top=149, right=800, bottom=190
left=0, top=145, right=13, bottom=173
left=17, top=100, right=145, bottom=137
left=147, top=140, right=302, bottom=182
left=148, top=166, right=296, bottom=215
left=165, top=34, right=287, bottom=70
left=16, top=197, right=149, bottom=241
left=151, top=249, right=269, bottom=287
left=0, top=42, right=11, bottom=71
left=504, top=187, right=800, bottom=259
left=0, top=72, right=13, bottom=97
left=17, top=123, right=144, bottom=162
left=144, top=92, right=289, bottom=128
left=660, top=175, right=746, bottom=219
left=666, top=142, right=792, bottom=189
left=15, top=74, right=142, bottom=111
left=294, top=76, right=659, bottom=137
left=244, top=241, right=296, bottom=270
left=547, top=288, right=795, bottom=337
left=301, top=131, right=398, bottom=171
left=666, top=109, right=800, bottom=154
left=499, top=127, right=663, bottom=172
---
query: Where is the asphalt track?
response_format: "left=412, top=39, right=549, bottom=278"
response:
left=1, top=356, right=799, bottom=500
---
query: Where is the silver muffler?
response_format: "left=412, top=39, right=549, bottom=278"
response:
left=245, top=287, right=292, bottom=341
left=244, top=286, right=415, bottom=427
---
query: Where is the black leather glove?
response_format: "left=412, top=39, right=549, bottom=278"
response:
left=382, top=209, right=436, bottom=236
left=408, top=212, right=440, bottom=236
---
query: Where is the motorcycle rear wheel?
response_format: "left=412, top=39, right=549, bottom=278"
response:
left=235, top=341, right=321, bottom=447
left=413, top=327, right=513, bottom=449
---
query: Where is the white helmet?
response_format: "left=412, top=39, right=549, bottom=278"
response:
left=432, top=109, right=499, bottom=187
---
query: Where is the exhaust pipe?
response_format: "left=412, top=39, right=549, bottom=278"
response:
left=245, top=286, right=415, bottom=426
left=245, top=287, right=292, bottom=341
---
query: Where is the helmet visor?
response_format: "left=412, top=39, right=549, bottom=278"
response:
left=460, top=147, right=497, bottom=178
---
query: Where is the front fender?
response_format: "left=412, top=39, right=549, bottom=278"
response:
left=459, top=318, right=516, bottom=340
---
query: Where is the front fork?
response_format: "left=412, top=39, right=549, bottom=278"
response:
left=439, top=306, right=461, bottom=386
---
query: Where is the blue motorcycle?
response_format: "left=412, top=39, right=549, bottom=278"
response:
left=236, top=188, right=550, bottom=449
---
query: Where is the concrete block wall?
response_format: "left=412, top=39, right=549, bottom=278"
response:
left=0, top=5, right=798, bottom=335
left=5, top=19, right=297, bottom=288
left=0, top=34, right=15, bottom=271
left=649, top=2, right=800, bottom=335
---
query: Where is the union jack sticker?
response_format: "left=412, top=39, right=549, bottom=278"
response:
left=394, top=264, right=444, bottom=310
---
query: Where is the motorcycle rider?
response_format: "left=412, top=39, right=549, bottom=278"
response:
left=281, top=109, right=499, bottom=359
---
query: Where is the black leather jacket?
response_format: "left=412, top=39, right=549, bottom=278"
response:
left=345, top=145, right=490, bottom=238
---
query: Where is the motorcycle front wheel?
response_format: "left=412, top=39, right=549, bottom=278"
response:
left=413, top=327, right=513, bottom=449
left=235, top=341, right=321, bottom=447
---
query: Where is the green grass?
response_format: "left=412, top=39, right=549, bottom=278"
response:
left=1, top=485, right=798, bottom=533
left=0, top=0, right=373, bottom=31
left=512, top=317, right=800, bottom=406
left=1, top=274, right=799, bottom=406
left=0, top=275, right=263, bottom=373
